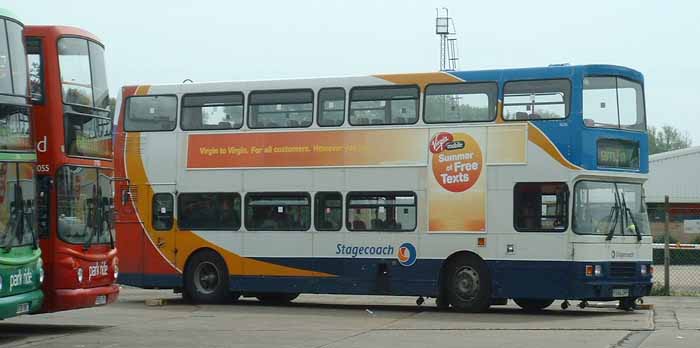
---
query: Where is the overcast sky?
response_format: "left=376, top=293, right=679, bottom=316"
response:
left=10, top=0, right=700, bottom=143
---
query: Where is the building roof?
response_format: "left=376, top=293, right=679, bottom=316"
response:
left=650, top=146, right=700, bottom=162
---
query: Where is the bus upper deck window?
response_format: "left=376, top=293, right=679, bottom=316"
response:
left=248, top=90, right=313, bottom=129
left=583, top=76, right=646, bottom=131
left=424, top=82, right=497, bottom=123
left=125, top=95, right=177, bottom=132
left=181, top=93, right=244, bottom=131
left=503, top=79, right=570, bottom=121
left=349, top=86, right=419, bottom=126
left=317, top=88, right=346, bottom=127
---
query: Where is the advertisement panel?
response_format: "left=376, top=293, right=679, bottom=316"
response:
left=187, top=129, right=429, bottom=168
left=427, top=129, right=487, bottom=232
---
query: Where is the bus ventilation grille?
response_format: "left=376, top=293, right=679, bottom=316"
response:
left=609, top=262, right=636, bottom=278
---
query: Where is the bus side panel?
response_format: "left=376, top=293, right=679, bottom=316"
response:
left=230, top=257, right=441, bottom=296
left=488, top=260, right=573, bottom=299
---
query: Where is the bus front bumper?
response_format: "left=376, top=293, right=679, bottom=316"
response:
left=0, top=289, right=43, bottom=319
left=576, top=280, right=652, bottom=301
left=47, top=284, right=120, bottom=312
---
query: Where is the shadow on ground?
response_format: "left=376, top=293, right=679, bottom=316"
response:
left=125, top=294, right=640, bottom=319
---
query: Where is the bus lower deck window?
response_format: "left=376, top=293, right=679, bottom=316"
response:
left=514, top=183, right=569, bottom=232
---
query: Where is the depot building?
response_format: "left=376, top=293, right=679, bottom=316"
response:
left=645, top=146, right=700, bottom=243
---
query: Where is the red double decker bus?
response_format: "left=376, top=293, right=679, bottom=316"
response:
left=24, top=25, right=118, bottom=312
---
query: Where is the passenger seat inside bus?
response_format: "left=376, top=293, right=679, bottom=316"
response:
left=351, top=220, right=366, bottom=230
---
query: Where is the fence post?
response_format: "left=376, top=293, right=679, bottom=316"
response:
left=664, top=195, right=670, bottom=296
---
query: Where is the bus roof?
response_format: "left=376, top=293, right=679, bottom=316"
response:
left=122, top=64, right=644, bottom=91
left=0, top=8, right=22, bottom=23
left=23, top=25, right=102, bottom=45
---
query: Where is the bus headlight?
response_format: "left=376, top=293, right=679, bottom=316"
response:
left=77, top=268, right=84, bottom=283
left=585, top=264, right=603, bottom=277
left=37, top=258, right=44, bottom=284
left=641, top=264, right=649, bottom=276
left=113, top=259, right=119, bottom=280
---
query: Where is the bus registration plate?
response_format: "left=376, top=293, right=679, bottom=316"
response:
left=612, top=288, right=629, bottom=297
left=95, top=295, right=107, bottom=305
left=16, top=303, right=30, bottom=314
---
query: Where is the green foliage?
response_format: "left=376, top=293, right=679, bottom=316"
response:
left=649, top=125, right=692, bottom=155
left=650, top=283, right=668, bottom=296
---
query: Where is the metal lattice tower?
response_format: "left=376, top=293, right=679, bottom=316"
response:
left=436, top=8, right=459, bottom=71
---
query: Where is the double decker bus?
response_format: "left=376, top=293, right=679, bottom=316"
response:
left=0, top=8, right=44, bottom=319
left=24, top=25, right=118, bottom=312
left=114, top=64, right=651, bottom=311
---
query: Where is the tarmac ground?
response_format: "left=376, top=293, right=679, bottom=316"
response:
left=0, top=287, right=699, bottom=348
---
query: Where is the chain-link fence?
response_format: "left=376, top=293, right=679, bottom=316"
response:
left=648, top=200, right=700, bottom=295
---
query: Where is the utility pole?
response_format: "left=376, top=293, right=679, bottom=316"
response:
left=435, top=8, right=459, bottom=71
left=664, top=195, right=670, bottom=295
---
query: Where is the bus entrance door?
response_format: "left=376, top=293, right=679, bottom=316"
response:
left=113, top=180, right=144, bottom=286
left=145, top=185, right=179, bottom=282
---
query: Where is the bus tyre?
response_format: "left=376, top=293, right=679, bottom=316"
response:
left=445, top=255, right=491, bottom=312
left=184, top=250, right=229, bottom=304
left=256, top=293, right=299, bottom=305
left=513, top=299, right=555, bottom=312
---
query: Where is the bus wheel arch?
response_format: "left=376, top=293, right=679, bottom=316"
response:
left=438, top=251, right=491, bottom=312
left=183, top=248, right=232, bottom=304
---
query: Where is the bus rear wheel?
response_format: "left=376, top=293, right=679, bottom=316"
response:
left=184, top=250, right=229, bottom=304
left=255, top=293, right=299, bottom=305
left=445, top=255, right=491, bottom=312
left=513, top=299, right=554, bottom=311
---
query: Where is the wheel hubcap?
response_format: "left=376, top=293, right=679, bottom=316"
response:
left=454, top=266, right=480, bottom=301
left=194, top=261, right=220, bottom=295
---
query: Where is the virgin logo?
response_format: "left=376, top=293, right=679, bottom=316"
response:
left=430, top=132, right=453, bottom=154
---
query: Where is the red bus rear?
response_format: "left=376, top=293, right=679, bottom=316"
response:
left=24, top=25, right=119, bottom=312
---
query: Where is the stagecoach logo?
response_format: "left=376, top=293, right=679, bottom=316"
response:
left=9, top=268, right=33, bottom=291
left=612, top=250, right=634, bottom=259
left=397, top=242, right=417, bottom=267
left=88, top=261, right=109, bottom=280
left=334, top=242, right=417, bottom=267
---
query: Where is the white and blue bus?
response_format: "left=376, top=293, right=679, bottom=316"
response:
left=113, top=64, right=652, bottom=311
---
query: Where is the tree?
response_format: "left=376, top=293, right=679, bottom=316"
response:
left=648, top=125, right=692, bottom=155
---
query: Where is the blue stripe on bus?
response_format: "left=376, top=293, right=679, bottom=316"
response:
left=120, top=257, right=652, bottom=300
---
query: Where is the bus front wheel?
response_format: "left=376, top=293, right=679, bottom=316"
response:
left=184, top=250, right=230, bottom=304
left=445, top=255, right=491, bottom=312
left=514, top=299, right=554, bottom=311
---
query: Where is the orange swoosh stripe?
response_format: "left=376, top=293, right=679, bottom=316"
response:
left=134, top=85, right=151, bottom=96
left=125, top=133, right=335, bottom=278
left=527, top=123, right=581, bottom=170
left=374, top=72, right=463, bottom=91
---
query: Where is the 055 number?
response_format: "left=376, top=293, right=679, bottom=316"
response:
left=36, top=164, right=50, bottom=173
